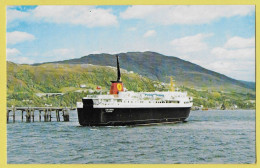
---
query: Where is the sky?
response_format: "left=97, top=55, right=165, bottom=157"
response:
left=6, top=5, right=255, bottom=82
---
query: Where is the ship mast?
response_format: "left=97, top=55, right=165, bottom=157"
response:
left=170, top=76, right=175, bottom=92
left=116, top=55, right=121, bottom=82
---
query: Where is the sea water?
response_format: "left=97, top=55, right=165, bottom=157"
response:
left=7, top=110, right=255, bottom=164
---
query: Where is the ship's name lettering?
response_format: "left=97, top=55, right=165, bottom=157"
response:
left=105, top=109, right=114, bottom=113
left=144, top=94, right=164, bottom=97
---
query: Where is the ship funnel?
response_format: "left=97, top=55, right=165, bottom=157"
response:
left=110, top=55, right=124, bottom=94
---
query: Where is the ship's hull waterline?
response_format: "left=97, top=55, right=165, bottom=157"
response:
left=77, top=101, right=191, bottom=126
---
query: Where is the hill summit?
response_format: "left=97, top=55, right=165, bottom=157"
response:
left=39, top=51, right=255, bottom=93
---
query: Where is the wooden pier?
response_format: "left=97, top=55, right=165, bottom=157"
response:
left=6, top=106, right=76, bottom=123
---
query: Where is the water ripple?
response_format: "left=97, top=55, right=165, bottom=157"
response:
left=7, top=110, right=255, bottom=164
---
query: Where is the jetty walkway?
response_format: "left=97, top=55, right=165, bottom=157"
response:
left=6, top=106, right=76, bottom=123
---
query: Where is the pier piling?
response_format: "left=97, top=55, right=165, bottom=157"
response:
left=58, top=110, right=61, bottom=122
left=32, top=109, right=35, bottom=122
left=21, top=110, right=24, bottom=122
left=44, top=109, right=47, bottom=122
left=56, top=110, right=60, bottom=122
left=49, top=109, right=52, bottom=122
left=12, top=106, right=16, bottom=123
left=63, top=108, right=69, bottom=122
left=39, top=110, right=42, bottom=122
left=7, top=106, right=73, bottom=123
left=26, top=108, right=29, bottom=122
left=7, top=110, right=9, bottom=123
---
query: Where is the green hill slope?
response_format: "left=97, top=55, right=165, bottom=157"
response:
left=42, top=51, right=255, bottom=93
left=7, top=62, right=157, bottom=107
left=7, top=61, right=255, bottom=109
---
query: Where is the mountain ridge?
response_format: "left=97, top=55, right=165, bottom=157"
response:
left=34, top=51, right=255, bottom=92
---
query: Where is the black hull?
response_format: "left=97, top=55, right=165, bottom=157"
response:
left=77, top=100, right=191, bottom=126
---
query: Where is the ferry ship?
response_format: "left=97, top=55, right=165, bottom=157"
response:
left=77, top=55, right=193, bottom=126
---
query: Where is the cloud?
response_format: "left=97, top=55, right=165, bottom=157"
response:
left=143, top=30, right=156, bottom=38
left=128, top=27, right=137, bottom=31
left=8, top=57, right=35, bottom=64
left=120, top=5, right=254, bottom=25
left=208, top=60, right=254, bottom=73
left=208, top=36, right=255, bottom=81
left=43, top=48, right=76, bottom=61
left=7, top=31, right=35, bottom=44
left=7, top=8, right=30, bottom=22
left=6, top=48, right=21, bottom=57
left=224, top=36, right=255, bottom=49
left=7, top=48, right=76, bottom=64
left=205, top=60, right=255, bottom=81
left=170, top=33, right=212, bottom=53
left=211, top=36, right=255, bottom=60
left=6, top=48, right=34, bottom=64
left=8, top=6, right=118, bottom=27
left=211, top=47, right=254, bottom=60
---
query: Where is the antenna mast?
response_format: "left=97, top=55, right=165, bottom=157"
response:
left=170, top=76, right=175, bottom=91
left=116, top=55, right=121, bottom=82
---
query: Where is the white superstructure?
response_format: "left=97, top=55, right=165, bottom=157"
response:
left=77, top=90, right=193, bottom=109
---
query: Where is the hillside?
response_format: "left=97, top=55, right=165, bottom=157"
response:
left=238, top=80, right=255, bottom=90
left=41, top=51, right=255, bottom=93
left=7, top=61, right=255, bottom=109
left=7, top=62, right=157, bottom=107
